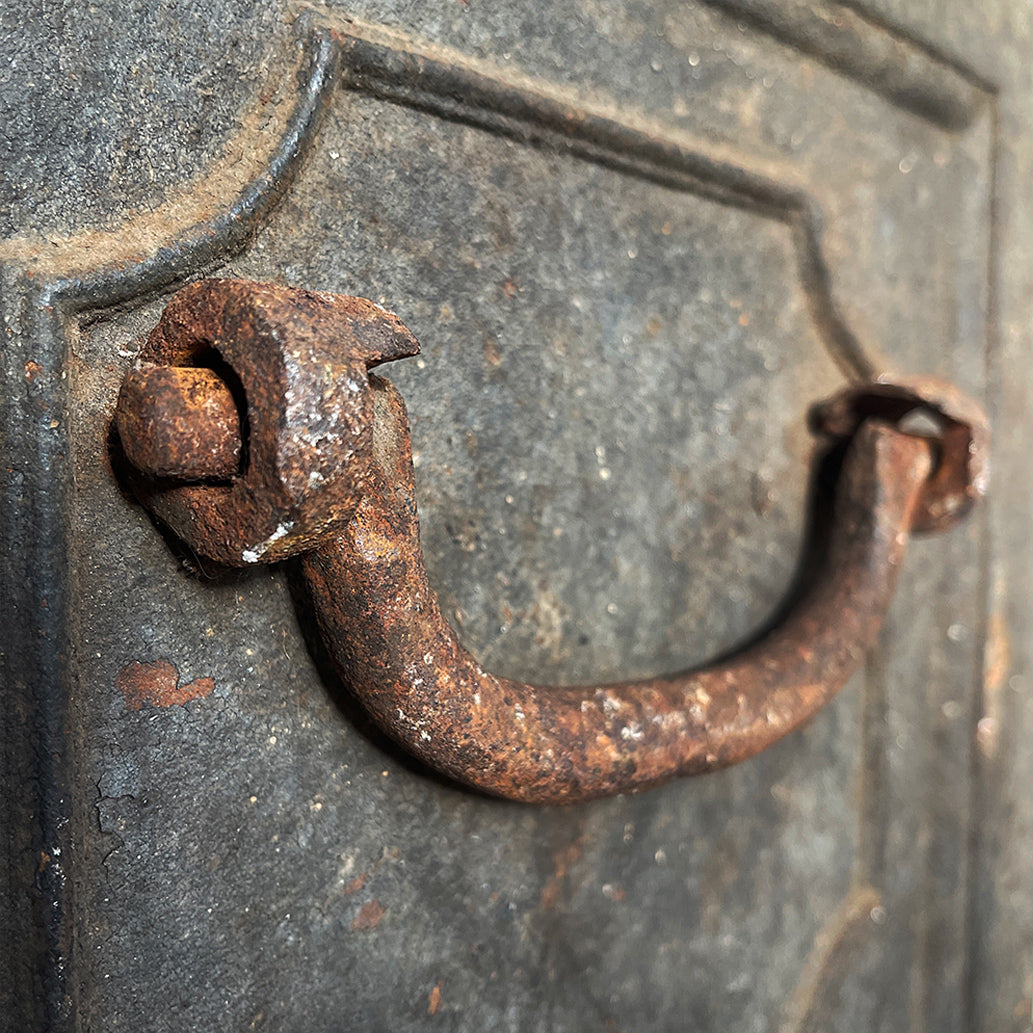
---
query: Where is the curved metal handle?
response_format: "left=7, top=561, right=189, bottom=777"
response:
left=114, top=280, right=988, bottom=803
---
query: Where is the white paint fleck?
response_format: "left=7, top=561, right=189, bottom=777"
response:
left=241, top=520, right=295, bottom=564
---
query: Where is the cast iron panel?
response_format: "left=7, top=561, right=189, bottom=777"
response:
left=2, top=1, right=1023, bottom=1031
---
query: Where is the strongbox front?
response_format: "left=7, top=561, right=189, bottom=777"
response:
left=2, top=1, right=1031, bottom=1031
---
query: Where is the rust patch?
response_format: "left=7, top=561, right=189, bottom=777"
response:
left=977, top=610, right=1011, bottom=760
left=814, top=376, right=989, bottom=532
left=428, top=982, right=443, bottom=1016
left=351, top=899, right=386, bottom=931
left=540, top=839, right=584, bottom=911
left=116, top=366, right=241, bottom=480
left=983, top=610, right=1011, bottom=697
left=24, top=360, right=43, bottom=383
left=483, top=336, right=502, bottom=367
left=341, top=872, right=368, bottom=896
left=300, top=383, right=944, bottom=802
left=114, top=279, right=419, bottom=566
left=116, top=659, right=214, bottom=711
left=644, top=314, right=664, bottom=338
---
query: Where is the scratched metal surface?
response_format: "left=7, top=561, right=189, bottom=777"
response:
left=1, top=1, right=1027, bottom=1031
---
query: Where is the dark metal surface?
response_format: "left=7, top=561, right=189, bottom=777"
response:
left=114, top=280, right=986, bottom=803
left=2, top=1, right=1028, bottom=1031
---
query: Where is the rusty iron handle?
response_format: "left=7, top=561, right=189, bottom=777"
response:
left=114, top=280, right=988, bottom=803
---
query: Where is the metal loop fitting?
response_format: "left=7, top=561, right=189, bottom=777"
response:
left=114, top=279, right=989, bottom=803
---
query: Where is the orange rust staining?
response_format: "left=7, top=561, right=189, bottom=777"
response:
left=539, top=878, right=562, bottom=912
left=114, top=279, right=419, bottom=567
left=428, top=982, right=443, bottom=1016
left=351, top=899, right=386, bottom=931
left=483, top=336, right=502, bottom=367
left=24, top=360, right=43, bottom=382
left=116, top=659, right=214, bottom=711
left=341, top=872, right=368, bottom=896
left=540, top=839, right=584, bottom=910
left=116, top=366, right=241, bottom=480
left=983, top=610, right=1011, bottom=697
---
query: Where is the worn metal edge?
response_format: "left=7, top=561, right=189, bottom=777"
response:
left=962, top=94, right=1004, bottom=1032
left=1, top=278, right=79, bottom=1033
left=298, top=1, right=998, bottom=379
left=702, top=0, right=990, bottom=129
left=0, top=20, right=340, bottom=1032
left=0, top=13, right=340, bottom=314
left=307, top=7, right=879, bottom=379
left=4, top=4, right=982, bottom=371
